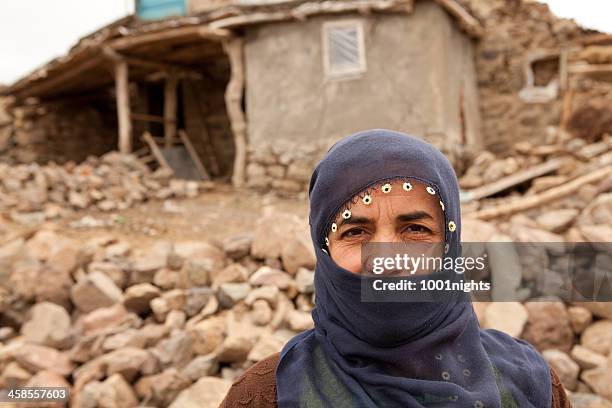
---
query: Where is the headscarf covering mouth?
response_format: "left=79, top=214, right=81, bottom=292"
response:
left=276, top=129, right=552, bottom=408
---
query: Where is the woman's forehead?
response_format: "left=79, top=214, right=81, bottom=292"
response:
left=332, top=180, right=444, bottom=221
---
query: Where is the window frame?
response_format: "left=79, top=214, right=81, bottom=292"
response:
left=321, top=19, right=367, bottom=80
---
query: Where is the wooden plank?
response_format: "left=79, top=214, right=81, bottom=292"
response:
left=131, top=112, right=175, bottom=124
left=179, top=130, right=211, bottom=180
left=114, top=59, right=132, bottom=154
left=142, top=131, right=171, bottom=170
left=164, top=74, right=178, bottom=148
left=108, top=26, right=231, bottom=51
left=432, top=0, right=484, bottom=38
left=468, top=165, right=612, bottom=220
left=569, top=63, right=612, bottom=75
left=461, top=158, right=569, bottom=203
left=103, top=46, right=203, bottom=79
left=210, top=0, right=416, bottom=30
left=222, top=38, right=247, bottom=187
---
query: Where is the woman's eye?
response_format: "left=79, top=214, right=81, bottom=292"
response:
left=404, top=225, right=432, bottom=234
left=341, top=228, right=366, bottom=239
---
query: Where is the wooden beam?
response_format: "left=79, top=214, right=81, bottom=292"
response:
left=114, top=59, right=132, bottom=154
left=103, top=46, right=203, bottom=80
left=179, top=130, right=211, bottom=180
left=209, top=0, right=415, bottom=30
left=460, top=157, right=570, bottom=203
left=131, top=112, right=175, bottom=124
left=568, top=63, right=612, bottom=75
left=432, top=0, right=484, bottom=38
left=142, top=131, right=171, bottom=170
left=467, top=165, right=612, bottom=220
left=108, top=26, right=231, bottom=51
left=164, top=74, right=178, bottom=148
left=222, top=38, right=247, bottom=188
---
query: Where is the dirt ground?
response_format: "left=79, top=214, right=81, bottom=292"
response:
left=1, top=185, right=310, bottom=249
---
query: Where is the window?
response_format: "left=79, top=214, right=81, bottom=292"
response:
left=322, top=20, right=367, bottom=79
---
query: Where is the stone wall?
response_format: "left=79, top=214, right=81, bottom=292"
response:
left=0, top=96, right=12, bottom=156
left=5, top=94, right=119, bottom=164
left=463, top=0, right=612, bottom=154
left=243, top=1, right=482, bottom=192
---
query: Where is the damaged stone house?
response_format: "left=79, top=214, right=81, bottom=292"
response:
left=1, top=0, right=612, bottom=192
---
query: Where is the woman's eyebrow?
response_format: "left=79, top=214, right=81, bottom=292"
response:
left=396, top=211, right=434, bottom=222
left=338, top=216, right=371, bottom=227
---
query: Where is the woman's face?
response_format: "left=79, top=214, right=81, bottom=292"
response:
left=327, top=180, right=445, bottom=274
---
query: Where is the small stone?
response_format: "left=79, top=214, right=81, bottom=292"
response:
left=249, top=266, right=293, bottom=289
left=542, top=349, right=579, bottom=391
left=581, top=365, right=612, bottom=401
left=286, top=309, right=314, bottom=331
left=281, top=228, right=315, bottom=274
left=97, top=373, right=139, bottom=408
left=570, top=345, right=608, bottom=370
left=568, top=306, right=593, bottom=334
left=483, top=302, right=528, bottom=338
left=151, top=330, right=193, bottom=369
left=2, top=361, right=32, bottom=386
left=581, top=320, right=612, bottom=355
left=123, top=283, right=161, bottom=314
left=212, top=264, right=248, bottom=289
left=574, top=302, right=612, bottom=321
left=251, top=299, right=273, bottom=326
left=12, top=344, right=74, bottom=376
left=80, top=303, right=135, bottom=336
left=295, top=268, right=315, bottom=294
left=134, top=368, right=191, bottom=407
left=222, top=233, right=252, bottom=259
left=244, top=285, right=279, bottom=307
left=165, top=310, right=186, bottom=330
left=184, top=287, right=215, bottom=317
left=535, top=209, right=578, bottom=233
left=189, top=316, right=226, bottom=355
left=71, top=271, right=123, bottom=313
left=218, top=283, right=251, bottom=308
left=168, top=377, right=231, bottom=408
left=102, top=328, right=147, bottom=351
left=247, top=333, right=285, bottom=362
left=21, top=301, right=72, bottom=349
left=523, top=300, right=573, bottom=352
left=217, top=335, right=253, bottom=363
left=182, top=354, right=219, bottom=380
left=103, top=347, right=158, bottom=381
left=569, top=392, right=612, bottom=408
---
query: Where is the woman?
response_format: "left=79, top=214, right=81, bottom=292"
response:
left=220, top=129, right=571, bottom=407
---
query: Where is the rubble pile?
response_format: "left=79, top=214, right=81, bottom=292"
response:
left=0, top=205, right=611, bottom=407
left=0, top=151, right=208, bottom=225
left=460, top=129, right=612, bottom=240
left=461, top=0, right=612, bottom=154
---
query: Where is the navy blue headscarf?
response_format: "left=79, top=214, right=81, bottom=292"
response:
left=275, top=129, right=552, bottom=407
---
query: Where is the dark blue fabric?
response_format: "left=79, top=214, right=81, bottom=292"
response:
left=275, top=129, right=552, bottom=407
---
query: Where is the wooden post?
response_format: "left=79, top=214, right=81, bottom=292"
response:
left=114, top=59, right=132, bottom=154
left=164, top=74, right=178, bottom=148
left=223, top=38, right=247, bottom=188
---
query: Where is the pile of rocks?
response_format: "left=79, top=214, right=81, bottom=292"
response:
left=0, top=212, right=316, bottom=407
left=0, top=151, right=209, bottom=225
left=460, top=130, right=612, bottom=241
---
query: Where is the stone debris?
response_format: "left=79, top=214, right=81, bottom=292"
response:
left=0, top=151, right=212, bottom=224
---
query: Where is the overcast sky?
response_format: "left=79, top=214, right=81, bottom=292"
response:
left=0, top=0, right=610, bottom=85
